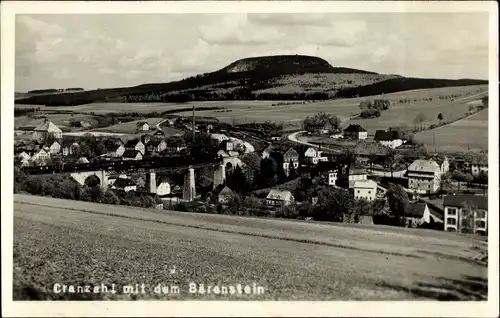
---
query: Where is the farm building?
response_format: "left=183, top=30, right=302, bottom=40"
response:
left=136, top=121, right=150, bottom=131
left=213, top=185, right=235, bottom=204
left=343, top=124, right=367, bottom=140
left=29, top=148, right=51, bottom=166
left=42, top=140, right=61, bottom=155
left=404, top=202, right=443, bottom=228
left=266, top=189, right=295, bottom=207
left=62, top=141, right=80, bottom=156
left=283, top=148, right=300, bottom=174
left=471, top=162, right=488, bottom=178
left=147, top=139, right=167, bottom=153
left=111, top=178, right=137, bottom=192
left=303, top=147, right=328, bottom=165
left=348, top=169, right=368, bottom=188
left=124, top=139, right=145, bottom=155
left=76, top=157, right=89, bottom=164
left=443, top=195, right=488, bottom=235
left=107, top=144, right=125, bottom=158
left=407, top=159, right=442, bottom=194
left=351, top=179, right=378, bottom=202
left=33, top=119, right=63, bottom=140
left=122, top=150, right=143, bottom=161
left=210, top=133, right=229, bottom=145
left=374, top=130, right=404, bottom=149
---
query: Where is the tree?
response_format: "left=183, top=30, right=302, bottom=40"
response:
left=468, top=105, right=475, bottom=114
left=460, top=200, right=476, bottom=233
left=288, top=159, right=298, bottom=179
left=142, top=195, right=156, bottom=208
left=386, top=184, right=410, bottom=225
left=226, top=165, right=249, bottom=193
left=338, top=147, right=357, bottom=176
left=452, top=170, right=466, bottom=192
left=439, top=172, right=452, bottom=193
left=384, top=148, right=402, bottom=178
left=89, top=185, right=103, bottom=203
left=102, top=190, right=120, bottom=205
left=260, top=157, right=278, bottom=186
left=367, top=151, right=379, bottom=173
left=413, top=113, right=427, bottom=131
left=328, top=115, right=341, bottom=131
left=464, top=173, right=474, bottom=188
left=312, top=187, right=354, bottom=222
left=437, top=113, right=444, bottom=122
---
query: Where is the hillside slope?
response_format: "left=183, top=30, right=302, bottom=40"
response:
left=16, top=54, right=487, bottom=106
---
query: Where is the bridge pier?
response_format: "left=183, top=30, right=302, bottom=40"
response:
left=182, top=166, right=196, bottom=201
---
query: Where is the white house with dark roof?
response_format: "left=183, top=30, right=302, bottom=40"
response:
left=343, top=124, right=368, bottom=140
left=124, top=139, right=145, bottom=155
left=107, top=143, right=125, bottom=158
left=407, top=159, right=442, bottom=194
left=374, top=130, right=404, bottom=149
left=443, top=195, right=488, bottom=234
left=42, top=140, right=61, bottom=155
left=136, top=121, right=150, bottom=131
left=111, top=178, right=137, bottom=192
left=122, top=150, right=143, bottom=161
left=266, top=189, right=294, bottom=207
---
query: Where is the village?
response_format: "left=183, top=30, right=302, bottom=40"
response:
left=13, top=107, right=489, bottom=236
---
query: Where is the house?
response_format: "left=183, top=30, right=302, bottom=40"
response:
left=156, top=180, right=172, bottom=196
left=351, top=179, right=378, bottom=201
left=141, top=134, right=152, bottom=146
left=153, top=130, right=165, bottom=137
left=105, top=137, right=124, bottom=147
left=15, top=156, right=31, bottom=167
left=124, top=139, right=145, bottom=155
left=266, top=189, right=295, bottom=207
left=283, top=148, right=300, bottom=175
left=327, top=170, right=338, bottom=186
left=122, top=150, right=143, bottom=161
left=76, top=157, right=89, bottom=164
left=348, top=169, right=368, bottom=188
left=111, top=178, right=137, bottom=192
left=107, top=144, right=125, bottom=158
left=343, top=124, right=368, bottom=140
left=405, top=202, right=443, bottom=228
left=471, top=163, right=488, bottom=178
left=407, top=159, right=442, bottom=194
left=62, top=141, right=80, bottom=156
left=374, top=130, right=404, bottom=149
left=147, top=139, right=167, bottom=153
left=136, top=121, right=150, bottom=131
left=40, top=140, right=61, bottom=155
left=213, top=185, right=235, bottom=204
left=16, top=150, right=32, bottom=162
left=429, top=155, right=450, bottom=175
left=270, top=134, right=282, bottom=141
left=33, top=119, right=63, bottom=140
left=220, top=140, right=235, bottom=151
left=29, top=148, right=50, bottom=166
left=443, top=195, right=488, bottom=235
left=303, top=147, right=328, bottom=165
left=210, top=133, right=229, bottom=145
left=165, top=138, right=187, bottom=153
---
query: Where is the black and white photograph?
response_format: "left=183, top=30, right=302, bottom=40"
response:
left=2, top=1, right=498, bottom=317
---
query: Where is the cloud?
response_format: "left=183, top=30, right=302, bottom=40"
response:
left=248, top=13, right=332, bottom=26
left=17, top=15, right=66, bottom=36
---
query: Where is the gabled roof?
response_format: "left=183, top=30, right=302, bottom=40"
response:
left=213, top=184, right=234, bottom=196
left=266, top=189, right=293, bottom=201
left=406, top=202, right=428, bottom=218
left=148, top=139, right=166, bottom=147
left=343, top=124, right=367, bottom=133
left=122, top=149, right=142, bottom=158
left=124, top=139, right=142, bottom=148
left=113, top=178, right=136, bottom=188
left=283, top=147, right=299, bottom=158
left=352, top=179, right=377, bottom=189
left=374, top=130, right=401, bottom=141
left=443, top=195, right=488, bottom=210
left=107, top=143, right=123, bottom=152
left=408, top=159, right=440, bottom=172
left=136, top=121, right=149, bottom=126
left=33, top=120, right=62, bottom=133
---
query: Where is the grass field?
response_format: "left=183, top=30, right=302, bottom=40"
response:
left=13, top=194, right=487, bottom=300
left=14, top=113, right=99, bottom=130
left=415, top=109, right=489, bottom=153
left=92, top=118, right=166, bottom=133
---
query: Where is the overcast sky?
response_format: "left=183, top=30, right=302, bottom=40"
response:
left=15, top=13, right=489, bottom=92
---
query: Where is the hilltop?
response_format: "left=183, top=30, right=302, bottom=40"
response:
left=16, top=54, right=487, bottom=106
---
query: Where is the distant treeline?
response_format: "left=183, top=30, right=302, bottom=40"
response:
left=16, top=66, right=487, bottom=106
left=14, top=107, right=41, bottom=117
left=27, top=88, right=84, bottom=94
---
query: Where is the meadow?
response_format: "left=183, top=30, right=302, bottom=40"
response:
left=415, top=109, right=489, bottom=153
left=93, top=118, right=165, bottom=133
left=14, top=194, right=487, bottom=301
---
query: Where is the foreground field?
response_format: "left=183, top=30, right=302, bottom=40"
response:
left=415, top=109, right=489, bottom=153
left=13, top=194, right=487, bottom=300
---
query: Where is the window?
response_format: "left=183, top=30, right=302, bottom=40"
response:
left=475, top=220, right=486, bottom=228
left=368, top=191, right=371, bottom=194
left=476, top=211, right=486, bottom=219
left=357, top=190, right=360, bottom=193
left=447, top=218, right=457, bottom=225
left=447, top=208, right=457, bottom=216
